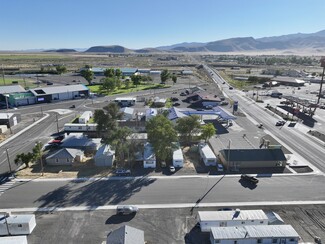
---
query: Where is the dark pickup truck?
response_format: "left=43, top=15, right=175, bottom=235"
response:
left=241, top=174, right=259, bottom=184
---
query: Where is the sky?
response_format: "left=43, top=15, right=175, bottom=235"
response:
left=1, top=0, right=325, bottom=50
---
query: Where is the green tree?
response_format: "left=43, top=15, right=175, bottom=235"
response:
left=171, top=74, right=177, bottom=84
left=102, top=77, right=116, bottom=92
left=14, top=152, right=34, bottom=168
left=80, top=68, right=94, bottom=85
left=115, top=77, right=122, bottom=89
left=175, top=115, right=201, bottom=143
left=104, top=68, right=115, bottom=78
left=33, top=142, right=44, bottom=175
left=124, top=79, right=131, bottom=89
left=146, top=115, right=177, bottom=162
left=200, top=123, right=216, bottom=142
left=131, top=74, right=141, bottom=87
left=115, top=68, right=122, bottom=77
left=56, top=65, right=67, bottom=75
left=160, top=69, right=170, bottom=84
left=109, top=127, right=132, bottom=162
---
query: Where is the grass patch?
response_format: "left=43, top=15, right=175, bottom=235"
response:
left=219, top=71, right=258, bottom=89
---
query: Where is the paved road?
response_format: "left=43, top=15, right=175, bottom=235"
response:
left=0, top=175, right=325, bottom=209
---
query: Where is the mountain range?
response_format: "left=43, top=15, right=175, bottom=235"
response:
left=40, top=29, right=325, bottom=54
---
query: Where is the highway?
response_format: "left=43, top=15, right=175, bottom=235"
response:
left=0, top=175, right=324, bottom=209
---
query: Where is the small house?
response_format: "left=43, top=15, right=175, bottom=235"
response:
left=94, top=144, right=115, bottom=167
left=106, top=225, right=144, bottom=244
left=199, top=143, right=217, bottom=166
left=78, top=111, right=93, bottom=124
left=120, top=107, right=134, bottom=121
left=46, top=148, right=84, bottom=166
left=153, top=97, right=167, bottom=107
left=145, top=108, right=157, bottom=121
left=143, top=142, right=156, bottom=168
left=198, top=209, right=268, bottom=232
left=0, top=214, right=36, bottom=235
left=210, top=225, right=300, bottom=244
left=0, top=113, right=21, bottom=128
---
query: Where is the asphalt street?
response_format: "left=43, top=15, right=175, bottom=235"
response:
left=1, top=175, right=325, bottom=209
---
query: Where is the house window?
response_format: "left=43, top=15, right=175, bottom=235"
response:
left=56, top=159, right=59, bottom=163
left=241, top=221, right=245, bottom=224
left=67, top=158, right=70, bottom=162
left=18, top=224, right=22, bottom=227
left=289, top=239, right=295, bottom=242
left=260, top=221, right=264, bottom=224
left=257, top=239, right=262, bottom=243
left=272, top=239, right=277, bottom=243
left=215, top=240, right=220, bottom=244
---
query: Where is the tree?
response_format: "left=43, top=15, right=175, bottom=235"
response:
left=124, top=79, right=131, bottom=89
left=200, top=123, right=216, bottom=142
left=80, top=68, right=94, bottom=85
left=175, top=115, right=201, bottom=143
left=56, top=65, right=67, bottom=75
left=171, top=74, right=177, bottom=84
left=104, top=68, right=115, bottom=78
left=115, top=68, right=122, bottom=77
left=102, top=77, right=116, bottom=92
left=146, top=115, right=177, bottom=162
left=131, top=74, right=141, bottom=87
left=160, top=69, right=170, bottom=84
left=109, top=127, right=132, bottom=162
left=14, top=152, right=34, bottom=168
left=33, top=142, right=44, bottom=175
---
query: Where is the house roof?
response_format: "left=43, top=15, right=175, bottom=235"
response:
left=0, top=85, right=25, bottom=94
left=95, top=144, right=114, bottom=158
left=106, top=225, right=144, bottom=244
left=199, top=209, right=268, bottom=222
left=120, top=107, right=134, bottom=115
left=29, top=84, right=88, bottom=96
left=220, top=148, right=286, bottom=162
left=60, top=133, right=101, bottom=148
left=46, top=148, right=83, bottom=160
left=0, top=113, right=14, bottom=119
left=271, top=76, right=305, bottom=84
left=120, top=68, right=138, bottom=74
left=167, top=107, right=188, bottom=120
left=211, top=225, right=300, bottom=240
left=266, top=211, right=285, bottom=225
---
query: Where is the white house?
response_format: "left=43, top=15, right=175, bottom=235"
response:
left=199, top=143, right=217, bottom=166
left=78, top=111, right=93, bottom=124
left=0, top=214, right=36, bottom=235
left=145, top=108, right=157, bottom=121
left=94, top=144, right=115, bottom=167
left=198, top=209, right=268, bottom=232
left=210, top=225, right=300, bottom=244
left=120, top=107, right=134, bottom=121
left=172, top=143, right=184, bottom=167
left=143, top=142, right=156, bottom=168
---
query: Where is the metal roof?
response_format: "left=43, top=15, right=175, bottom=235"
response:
left=94, top=144, right=114, bottom=157
left=46, top=148, right=83, bottom=160
left=106, top=225, right=145, bottom=244
left=199, top=143, right=216, bottom=159
left=79, top=111, right=93, bottom=119
left=60, top=133, right=101, bottom=148
left=220, top=149, right=286, bottom=162
left=167, top=107, right=188, bottom=120
left=211, top=225, right=299, bottom=240
left=198, top=209, right=268, bottom=222
left=0, top=85, right=25, bottom=94
left=0, top=214, right=35, bottom=224
left=120, top=107, right=134, bottom=115
left=173, top=148, right=183, bottom=160
left=29, top=84, right=88, bottom=96
left=143, top=142, right=155, bottom=161
left=0, top=113, right=14, bottom=119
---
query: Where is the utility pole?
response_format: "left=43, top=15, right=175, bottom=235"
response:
left=1, top=64, right=5, bottom=85
left=227, top=140, right=231, bottom=172
left=56, top=114, right=59, bottom=133
left=5, top=148, right=12, bottom=173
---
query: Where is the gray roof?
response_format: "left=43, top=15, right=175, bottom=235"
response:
left=120, top=107, right=134, bottom=115
left=143, top=142, right=155, bottom=161
left=198, top=209, right=268, bottom=222
left=29, top=84, right=88, bottom=96
left=46, top=148, right=83, bottom=160
left=106, top=225, right=144, bottom=244
left=0, top=113, right=14, bottom=119
left=266, top=211, right=285, bottom=225
left=94, top=144, right=114, bottom=157
left=211, top=225, right=299, bottom=240
left=220, top=149, right=286, bottom=162
left=0, top=85, right=25, bottom=94
left=167, top=107, right=188, bottom=120
left=60, top=133, right=101, bottom=148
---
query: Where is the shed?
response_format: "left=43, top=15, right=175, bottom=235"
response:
left=198, top=209, right=268, bottom=232
left=106, top=225, right=144, bottom=244
left=210, top=225, right=300, bottom=244
left=120, top=107, right=134, bottom=121
left=94, top=144, right=115, bottom=167
left=0, top=113, right=21, bottom=128
left=46, top=148, right=84, bottom=166
left=0, top=214, right=36, bottom=235
left=153, top=97, right=167, bottom=107
left=219, top=148, right=287, bottom=171
left=199, top=143, right=217, bottom=166
left=143, top=142, right=156, bottom=168
left=78, top=111, right=93, bottom=124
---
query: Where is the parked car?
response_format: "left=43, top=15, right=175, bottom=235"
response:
left=69, top=105, right=75, bottom=108
left=180, top=92, right=187, bottom=96
left=205, top=105, right=213, bottom=109
left=218, top=208, right=234, bottom=211
left=220, top=97, right=225, bottom=101
left=220, top=101, right=229, bottom=106
left=275, top=120, right=286, bottom=126
left=169, top=166, right=176, bottom=173
left=116, top=205, right=138, bottom=215
left=115, top=168, right=131, bottom=176
left=229, top=87, right=233, bottom=90
left=241, top=174, right=259, bottom=184
left=171, top=97, right=179, bottom=102
left=173, top=103, right=180, bottom=107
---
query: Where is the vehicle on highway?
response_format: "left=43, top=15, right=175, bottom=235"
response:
left=222, top=81, right=226, bottom=84
left=171, top=97, right=179, bottom=102
left=241, top=174, right=259, bottom=184
left=69, top=105, right=75, bottom=108
left=229, top=87, right=233, bottom=90
left=220, top=101, right=229, bottom=106
left=115, top=168, right=131, bottom=176
left=276, top=120, right=286, bottom=126
left=180, top=92, right=187, bottom=96
left=169, top=166, right=176, bottom=173
left=173, top=103, right=180, bottom=107
left=116, top=205, right=138, bottom=215
left=257, top=123, right=263, bottom=128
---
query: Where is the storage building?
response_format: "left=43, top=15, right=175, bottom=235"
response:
left=94, top=144, right=115, bottom=167
left=0, top=236, right=28, bottom=244
left=0, top=113, right=21, bottom=128
left=106, top=225, right=144, bottom=244
left=120, top=107, right=134, bottom=121
left=78, top=111, right=93, bottom=124
left=198, top=209, right=268, bottom=232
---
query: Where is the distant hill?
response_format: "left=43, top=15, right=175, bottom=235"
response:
left=157, top=42, right=206, bottom=51
left=85, top=45, right=132, bottom=53
left=134, top=48, right=163, bottom=53
left=44, top=49, right=77, bottom=53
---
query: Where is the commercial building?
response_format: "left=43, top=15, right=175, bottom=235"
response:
left=270, top=77, right=305, bottom=87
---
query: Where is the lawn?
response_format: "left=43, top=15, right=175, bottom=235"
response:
left=0, top=78, right=38, bottom=88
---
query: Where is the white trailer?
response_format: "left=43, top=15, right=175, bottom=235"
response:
left=173, top=148, right=184, bottom=167
left=199, top=143, right=217, bottom=166
left=78, top=111, right=93, bottom=124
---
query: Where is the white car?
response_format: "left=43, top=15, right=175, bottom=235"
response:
left=169, top=166, right=176, bottom=173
